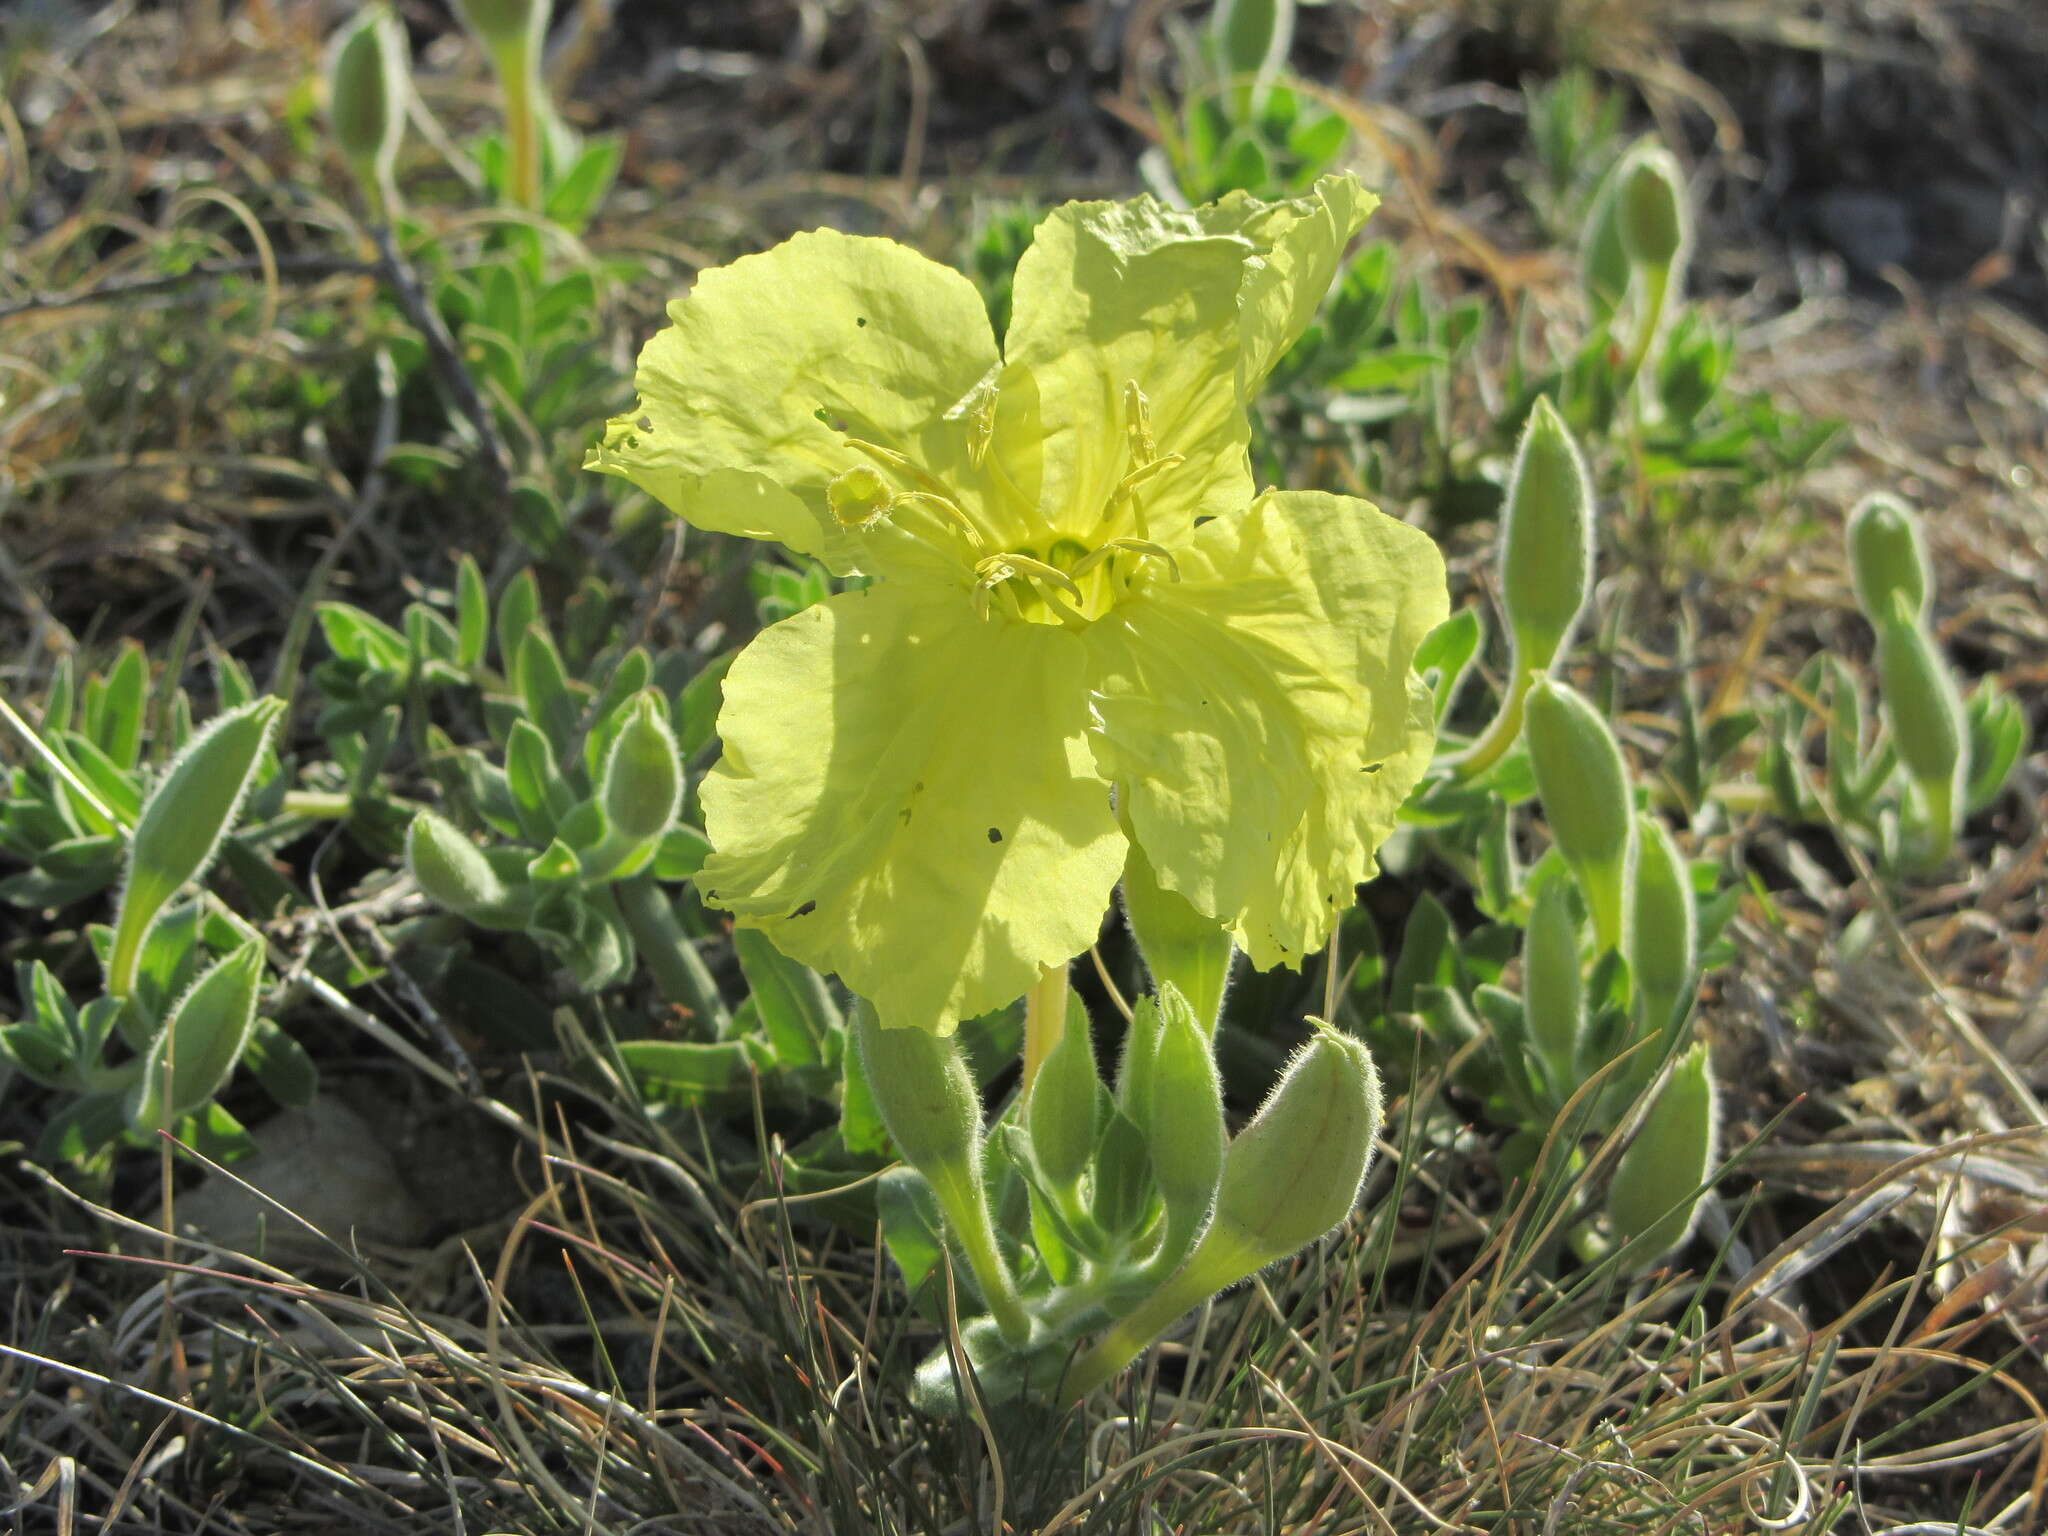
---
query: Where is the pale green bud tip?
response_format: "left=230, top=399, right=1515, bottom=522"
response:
left=1627, top=813, right=1696, bottom=1003
left=1618, top=146, right=1687, bottom=271
left=1607, top=1043, right=1718, bottom=1263
left=602, top=694, right=683, bottom=842
left=1210, top=0, right=1295, bottom=81
left=854, top=1005, right=983, bottom=1179
left=326, top=7, right=409, bottom=177
left=1500, top=395, right=1594, bottom=673
left=1144, top=984, right=1226, bottom=1209
left=406, top=812, right=509, bottom=917
left=1522, top=878, right=1584, bottom=1075
left=828, top=467, right=893, bottom=529
left=1876, top=592, right=1964, bottom=789
left=1847, top=493, right=1930, bottom=624
left=1524, top=678, right=1633, bottom=873
left=452, top=0, right=547, bottom=51
left=1211, top=1023, right=1381, bottom=1265
left=1026, top=996, right=1099, bottom=1189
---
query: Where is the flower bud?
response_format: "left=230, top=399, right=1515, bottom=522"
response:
left=1627, top=813, right=1696, bottom=1036
left=1607, top=1043, right=1717, bottom=1267
left=1847, top=493, right=1930, bottom=626
left=1876, top=591, right=1966, bottom=849
left=1499, top=396, right=1594, bottom=676
left=601, top=692, right=683, bottom=843
left=407, top=811, right=518, bottom=924
left=450, top=0, right=546, bottom=52
left=854, top=1004, right=983, bottom=1185
left=1209, top=0, right=1295, bottom=89
left=1617, top=144, right=1688, bottom=273
left=1522, top=878, right=1584, bottom=1100
left=325, top=6, right=409, bottom=211
left=1206, top=1023, right=1381, bottom=1270
left=1525, top=678, right=1635, bottom=953
left=1026, top=993, right=1099, bottom=1191
left=1141, top=984, right=1226, bottom=1261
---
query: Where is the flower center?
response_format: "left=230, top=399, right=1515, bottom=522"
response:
left=824, top=378, right=1184, bottom=629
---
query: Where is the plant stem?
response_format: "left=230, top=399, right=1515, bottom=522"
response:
left=1060, top=1256, right=1221, bottom=1400
left=929, top=1164, right=1033, bottom=1346
left=1455, top=667, right=1533, bottom=780
left=493, top=38, right=542, bottom=211
left=1021, top=962, right=1070, bottom=1093
left=613, top=876, right=732, bottom=1033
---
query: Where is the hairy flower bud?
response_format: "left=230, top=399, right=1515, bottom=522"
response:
left=407, top=811, right=517, bottom=924
left=1627, top=812, right=1696, bottom=1036
left=1026, top=994, right=1099, bottom=1191
left=1847, top=493, right=1930, bottom=626
left=601, top=692, right=683, bottom=843
left=1499, top=396, right=1594, bottom=677
left=1608, top=1043, right=1718, bottom=1267
left=450, top=0, right=546, bottom=51
left=1525, top=678, right=1635, bottom=953
left=1617, top=144, right=1688, bottom=273
left=1876, top=591, right=1966, bottom=858
left=1207, top=1023, right=1381, bottom=1270
left=1522, top=878, right=1585, bottom=1101
left=325, top=6, right=409, bottom=212
left=855, top=1005, right=983, bottom=1185
left=1209, top=0, right=1295, bottom=89
left=1141, top=984, right=1226, bottom=1263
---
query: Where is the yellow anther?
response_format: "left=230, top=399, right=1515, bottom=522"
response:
left=1073, top=537, right=1183, bottom=582
left=1110, top=452, right=1185, bottom=503
left=1122, top=379, right=1155, bottom=464
left=966, top=393, right=997, bottom=468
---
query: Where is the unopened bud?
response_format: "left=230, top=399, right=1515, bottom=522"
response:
left=450, top=0, right=546, bottom=52
left=1026, top=994, right=1099, bottom=1191
left=1207, top=1023, right=1381, bottom=1269
left=325, top=6, right=409, bottom=211
left=1142, top=984, right=1226, bottom=1250
left=855, top=1005, right=983, bottom=1184
left=1499, top=396, right=1594, bottom=676
left=601, top=692, right=682, bottom=843
left=1876, top=591, right=1966, bottom=835
left=1616, top=144, right=1687, bottom=273
left=1607, top=1043, right=1718, bottom=1267
left=1209, top=0, right=1294, bottom=88
left=1525, top=678, right=1635, bottom=953
left=1847, top=493, right=1930, bottom=626
left=1522, top=878, right=1584, bottom=1100
left=1627, top=813, right=1696, bottom=1035
left=407, top=811, right=517, bottom=923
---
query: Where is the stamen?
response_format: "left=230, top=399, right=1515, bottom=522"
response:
left=975, top=553, right=1084, bottom=605
left=894, top=490, right=987, bottom=549
left=1110, top=452, right=1185, bottom=502
left=1071, top=537, right=1183, bottom=582
left=1122, top=380, right=1155, bottom=464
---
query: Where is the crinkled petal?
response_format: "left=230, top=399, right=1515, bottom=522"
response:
left=994, top=176, right=1375, bottom=550
left=1082, top=489, right=1446, bottom=969
left=698, top=583, right=1127, bottom=1033
left=585, top=229, right=1001, bottom=580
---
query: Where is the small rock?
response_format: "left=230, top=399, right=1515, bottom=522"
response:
left=174, top=1098, right=432, bottom=1258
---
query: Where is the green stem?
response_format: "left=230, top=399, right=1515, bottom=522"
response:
left=1619, top=260, right=1672, bottom=399
left=1455, top=667, right=1533, bottom=781
left=1061, top=1249, right=1228, bottom=1400
left=930, top=1163, right=1033, bottom=1347
left=492, top=38, right=542, bottom=211
left=1021, top=962, right=1069, bottom=1093
left=613, top=876, right=732, bottom=1032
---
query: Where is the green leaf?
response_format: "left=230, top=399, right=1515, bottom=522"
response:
left=615, top=1037, right=759, bottom=1104
left=107, top=697, right=284, bottom=1000
left=244, top=1018, right=320, bottom=1108
left=94, top=642, right=148, bottom=770
left=456, top=555, right=490, bottom=671
left=733, top=927, right=838, bottom=1069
